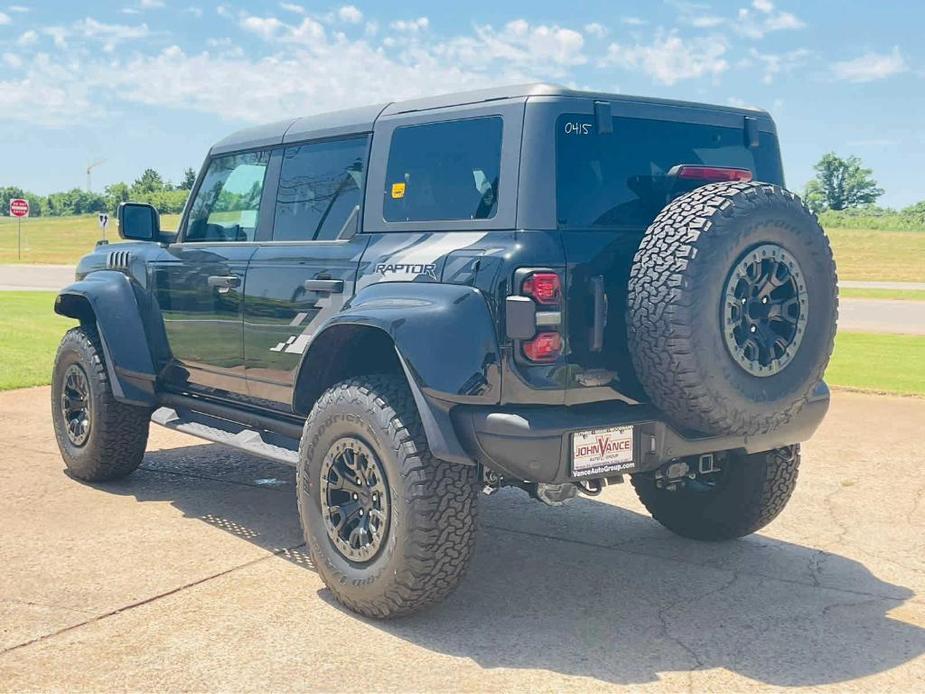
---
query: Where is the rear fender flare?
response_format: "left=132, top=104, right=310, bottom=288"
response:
left=54, top=271, right=157, bottom=407
left=293, top=282, right=502, bottom=465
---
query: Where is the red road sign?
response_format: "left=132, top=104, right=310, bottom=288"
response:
left=9, top=198, right=29, bottom=218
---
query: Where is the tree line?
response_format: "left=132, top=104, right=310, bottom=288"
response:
left=0, top=167, right=196, bottom=218
left=1, top=155, right=923, bottom=230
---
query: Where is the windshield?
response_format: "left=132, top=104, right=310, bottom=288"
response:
left=556, top=114, right=784, bottom=230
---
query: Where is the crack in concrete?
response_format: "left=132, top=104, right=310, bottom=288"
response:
left=654, top=572, right=741, bottom=691
left=0, top=542, right=307, bottom=659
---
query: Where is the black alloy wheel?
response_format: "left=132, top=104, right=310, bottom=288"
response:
left=319, top=436, right=390, bottom=563
left=60, top=363, right=92, bottom=446
left=722, top=243, right=809, bottom=377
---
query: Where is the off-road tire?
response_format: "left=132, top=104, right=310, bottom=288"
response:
left=51, top=325, right=150, bottom=481
left=627, top=182, right=837, bottom=436
left=297, top=375, right=479, bottom=618
left=631, top=446, right=800, bottom=540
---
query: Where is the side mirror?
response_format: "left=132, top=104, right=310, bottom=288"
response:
left=118, top=202, right=160, bottom=241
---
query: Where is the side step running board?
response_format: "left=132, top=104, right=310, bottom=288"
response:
left=151, top=406, right=300, bottom=466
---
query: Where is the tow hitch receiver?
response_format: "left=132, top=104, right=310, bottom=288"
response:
left=655, top=452, right=723, bottom=491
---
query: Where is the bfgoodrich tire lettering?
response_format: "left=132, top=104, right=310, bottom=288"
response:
left=51, top=325, right=150, bottom=481
left=297, top=375, right=478, bottom=618
left=627, top=182, right=838, bottom=436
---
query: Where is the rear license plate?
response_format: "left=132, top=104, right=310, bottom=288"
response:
left=571, top=425, right=636, bottom=478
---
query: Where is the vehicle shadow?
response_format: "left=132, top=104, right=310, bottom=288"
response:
left=105, top=442, right=925, bottom=688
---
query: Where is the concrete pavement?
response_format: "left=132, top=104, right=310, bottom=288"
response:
left=0, top=264, right=75, bottom=292
left=0, top=386, right=923, bottom=691
left=839, top=299, right=925, bottom=335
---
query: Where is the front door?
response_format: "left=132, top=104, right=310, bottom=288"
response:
left=243, top=136, right=371, bottom=406
left=152, top=150, right=272, bottom=397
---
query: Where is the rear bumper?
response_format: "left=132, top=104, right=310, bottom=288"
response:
left=452, top=382, right=830, bottom=483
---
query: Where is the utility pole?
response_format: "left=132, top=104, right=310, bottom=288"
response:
left=86, top=159, right=106, bottom=192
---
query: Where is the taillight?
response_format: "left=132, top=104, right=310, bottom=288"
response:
left=522, top=331, right=562, bottom=363
left=522, top=272, right=561, bottom=306
left=673, top=165, right=753, bottom=182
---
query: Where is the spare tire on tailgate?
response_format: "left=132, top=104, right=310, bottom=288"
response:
left=627, top=181, right=838, bottom=436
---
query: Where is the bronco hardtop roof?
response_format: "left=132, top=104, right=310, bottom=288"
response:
left=210, top=83, right=772, bottom=155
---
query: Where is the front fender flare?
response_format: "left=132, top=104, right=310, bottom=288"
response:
left=55, top=271, right=157, bottom=407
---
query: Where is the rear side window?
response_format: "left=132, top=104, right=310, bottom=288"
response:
left=383, top=117, right=502, bottom=222
left=274, top=136, right=368, bottom=242
left=556, top=114, right=784, bottom=229
left=185, top=151, right=270, bottom=242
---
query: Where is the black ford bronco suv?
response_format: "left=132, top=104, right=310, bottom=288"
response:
left=51, top=84, right=837, bottom=618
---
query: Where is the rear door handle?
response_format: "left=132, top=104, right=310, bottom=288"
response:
left=207, top=275, right=240, bottom=289
left=304, top=279, right=344, bottom=294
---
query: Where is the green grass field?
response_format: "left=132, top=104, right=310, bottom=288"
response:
left=1, top=291, right=922, bottom=396
left=826, top=228, right=925, bottom=283
left=0, top=214, right=181, bottom=264
left=0, top=292, right=75, bottom=390
left=826, top=332, right=925, bottom=396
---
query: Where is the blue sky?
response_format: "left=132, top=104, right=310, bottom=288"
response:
left=1, top=0, right=922, bottom=207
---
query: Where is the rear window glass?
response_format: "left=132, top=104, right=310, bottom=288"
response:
left=274, top=136, right=367, bottom=242
left=383, top=117, right=502, bottom=222
left=556, top=114, right=783, bottom=229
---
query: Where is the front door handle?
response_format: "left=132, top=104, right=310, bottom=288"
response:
left=207, top=275, right=240, bottom=291
left=304, top=279, right=344, bottom=294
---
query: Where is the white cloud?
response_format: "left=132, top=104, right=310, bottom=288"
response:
left=747, top=47, right=810, bottom=84
left=240, top=15, right=325, bottom=43
left=832, top=47, right=907, bottom=82
left=140, top=0, right=165, bottom=8
left=622, top=17, right=646, bottom=26
left=0, top=16, right=585, bottom=127
left=584, top=22, right=607, bottom=39
left=604, top=32, right=728, bottom=85
left=184, top=6, right=203, bottom=17
left=75, top=18, right=150, bottom=42
left=691, top=16, right=724, bottom=28
left=390, top=17, right=429, bottom=33
left=338, top=5, right=362, bottom=24
left=0, top=53, right=98, bottom=126
left=0, top=11, right=10, bottom=25
left=16, top=29, right=36, bottom=45
left=8, top=5, right=28, bottom=12
left=279, top=2, right=305, bottom=14
left=440, top=20, right=585, bottom=73
left=735, top=1, right=805, bottom=39
left=2, top=52, right=22, bottom=68
left=43, top=26, right=69, bottom=48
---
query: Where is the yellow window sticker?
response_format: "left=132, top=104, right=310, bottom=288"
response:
left=391, top=182, right=406, bottom=199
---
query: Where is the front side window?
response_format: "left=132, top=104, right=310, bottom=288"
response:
left=185, top=150, right=270, bottom=242
left=556, top=114, right=784, bottom=229
left=274, top=137, right=368, bottom=242
left=383, top=116, right=503, bottom=223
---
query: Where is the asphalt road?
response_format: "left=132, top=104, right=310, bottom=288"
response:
left=0, top=386, right=923, bottom=691
left=1, top=264, right=924, bottom=334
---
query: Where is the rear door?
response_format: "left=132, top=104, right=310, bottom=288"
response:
left=243, top=135, right=371, bottom=406
left=549, top=100, right=785, bottom=403
left=152, top=150, right=271, bottom=396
